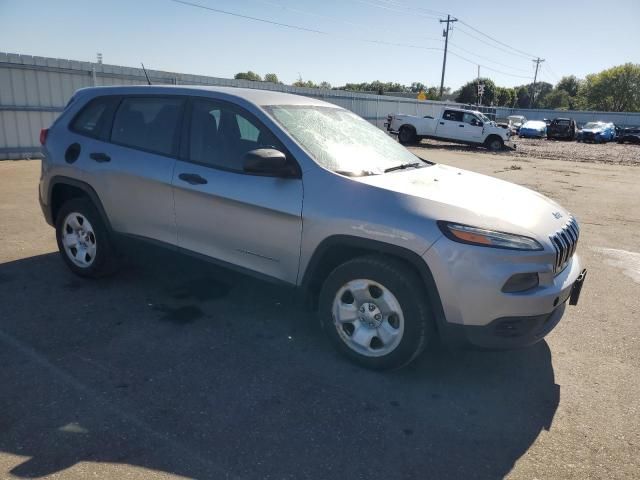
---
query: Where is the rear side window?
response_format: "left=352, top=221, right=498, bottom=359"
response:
left=443, top=110, right=463, bottom=122
left=111, top=97, right=184, bottom=157
left=70, top=96, right=119, bottom=140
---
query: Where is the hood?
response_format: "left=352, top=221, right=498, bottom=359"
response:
left=354, top=164, right=569, bottom=237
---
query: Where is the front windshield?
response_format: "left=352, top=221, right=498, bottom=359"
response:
left=265, top=105, right=425, bottom=176
left=584, top=122, right=603, bottom=129
left=477, top=112, right=491, bottom=123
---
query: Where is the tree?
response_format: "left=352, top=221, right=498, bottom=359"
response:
left=515, top=86, right=530, bottom=108
left=264, top=73, right=280, bottom=84
left=494, top=87, right=515, bottom=107
left=455, top=78, right=496, bottom=106
left=234, top=71, right=262, bottom=81
left=319, top=81, right=332, bottom=89
left=556, top=75, right=581, bottom=98
left=539, top=89, right=570, bottom=110
left=581, top=63, right=640, bottom=112
left=293, top=79, right=318, bottom=88
left=531, top=81, right=553, bottom=108
left=410, top=82, right=427, bottom=93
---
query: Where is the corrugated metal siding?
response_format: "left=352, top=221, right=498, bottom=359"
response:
left=1, top=52, right=488, bottom=159
left=3, top=51, right=638, bottom=159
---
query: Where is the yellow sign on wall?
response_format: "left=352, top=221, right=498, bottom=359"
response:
left=417, top=91, right=427, bottom=101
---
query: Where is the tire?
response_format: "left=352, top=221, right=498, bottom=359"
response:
left=318, top=255, right=434, bottom=370
left=398, top=126, right=417, bottom=145
left=55, top=197, right=118, bottom=278
left=485, top=136, right=504, bottom=151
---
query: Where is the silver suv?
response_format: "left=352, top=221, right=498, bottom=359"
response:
left=39, top=86, right=587, bottom=369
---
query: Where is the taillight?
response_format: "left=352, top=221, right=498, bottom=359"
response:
left=39, top=128, right=49, bottom=146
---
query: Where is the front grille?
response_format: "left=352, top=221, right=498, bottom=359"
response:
left=549, top=216, right=580, bottom=273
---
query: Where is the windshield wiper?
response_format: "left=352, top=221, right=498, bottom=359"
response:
left=384, top=162, right=422, bottom=173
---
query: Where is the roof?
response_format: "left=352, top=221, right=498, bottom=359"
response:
left=75, top=85, right=338, bottom=108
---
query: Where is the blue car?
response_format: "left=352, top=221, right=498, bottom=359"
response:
left=577, top=122, right=617, bottom=143
left=519, top=120, right=547, bottom=138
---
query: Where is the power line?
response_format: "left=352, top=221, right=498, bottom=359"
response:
left=171, top=0, right=326, bottom=34
left=171, top=0, right=443, bottom=52
left=457, top=20, right=539, bottom=59
left=253, top=0, right=442, bottom=42
left=448, top=42, right=533, bottom=73
left=350, top=0, right=444, bottom=20
left=454, top=27, right=535, bottom=60
left=447, top=51, right=533, bottom=80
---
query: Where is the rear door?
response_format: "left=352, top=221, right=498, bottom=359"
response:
left=437, top=110, right=464, bottom=140
left=172, top=97, right=303, bottom=283
left=81, top=95, right=184, bottom=245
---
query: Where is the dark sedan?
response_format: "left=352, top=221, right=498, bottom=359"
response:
left=617, top=127, right=640, bottom=144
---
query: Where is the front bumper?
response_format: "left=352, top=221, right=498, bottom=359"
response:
left=423, top=236, right=584, bottom=347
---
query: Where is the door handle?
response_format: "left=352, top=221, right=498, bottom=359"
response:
left=179, top=173, right=208, bottom=185
left=459, top=124, right=465, bottom=127
left=439, top=122, right=445, bottom=125
left=90, top=152, right=111, bottom=162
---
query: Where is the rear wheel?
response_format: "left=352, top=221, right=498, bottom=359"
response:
left=398, top=126, right=417, bottom=145
left=55, top=198, right=118, bottom=277
left=318, top=255, right=434, bottom=369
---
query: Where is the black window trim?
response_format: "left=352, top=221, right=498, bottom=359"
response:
left=107, top=94, right=188, bottom=160
left=180, top=95, right=302, bottom=179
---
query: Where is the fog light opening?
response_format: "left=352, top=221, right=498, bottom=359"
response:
left=502, top=273, right=539, bottom=293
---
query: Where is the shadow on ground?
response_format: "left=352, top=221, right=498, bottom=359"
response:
left=0, top=246, right=559, bottom=479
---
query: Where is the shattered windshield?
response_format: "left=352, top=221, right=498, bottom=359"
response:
left=265, top=105, right=426, bottom=176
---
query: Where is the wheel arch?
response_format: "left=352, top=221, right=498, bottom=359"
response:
left=300, top=235, right=446, bottom=329
left=49, top=176, right=112, bottom=231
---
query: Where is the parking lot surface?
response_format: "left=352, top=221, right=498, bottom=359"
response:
left=1, top=148, right=639, bottom=479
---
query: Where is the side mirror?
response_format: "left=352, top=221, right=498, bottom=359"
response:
left=243, top=148, right=296, bottom=177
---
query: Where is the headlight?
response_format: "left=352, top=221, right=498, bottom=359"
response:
left=437, top=221, right=543, bottom=251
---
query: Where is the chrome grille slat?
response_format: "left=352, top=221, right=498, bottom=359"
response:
left=549, top=216, right=580, bottom=274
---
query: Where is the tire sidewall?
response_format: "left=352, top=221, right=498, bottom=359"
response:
left=55, top=198, right=112, bottom=277
left=318, top=257, right=432, bottom=369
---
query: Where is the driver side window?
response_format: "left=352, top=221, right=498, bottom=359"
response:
left=463, top=113, right=480, bottom=125
left=187, top=99, right=283, bottom=172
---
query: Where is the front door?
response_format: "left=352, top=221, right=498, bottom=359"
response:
left=172, top=98, right=303, bottom=283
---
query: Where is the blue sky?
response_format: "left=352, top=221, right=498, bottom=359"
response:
left=1, top=0, right=639, bottom=89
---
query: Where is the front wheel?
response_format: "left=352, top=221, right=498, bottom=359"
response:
left=485, top=136, right=504, bottom=151
left=55, top=198, right=118, bottom=277
left=318, top=255, right=434, bottom=369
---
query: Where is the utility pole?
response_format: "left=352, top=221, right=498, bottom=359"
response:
left=476, top=65, right=480, bottom=106
left=439, top=14, right=458, bottom=100
left=530, top=57, right=544, bottom=108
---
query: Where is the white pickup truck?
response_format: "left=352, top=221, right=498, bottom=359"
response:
left=386, top=107, right=512, bottom=151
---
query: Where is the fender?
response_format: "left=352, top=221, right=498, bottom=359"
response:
left=46, top=175, right=113, bottom=231
left=300, top=235, right=447, bottom=329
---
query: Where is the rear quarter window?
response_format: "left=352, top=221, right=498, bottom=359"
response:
left=70, top=96, right=119, bottom=140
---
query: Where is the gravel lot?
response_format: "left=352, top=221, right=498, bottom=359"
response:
left=1, top=153, right=639, bottom=480
left=415, top=136, right=640, bottom=166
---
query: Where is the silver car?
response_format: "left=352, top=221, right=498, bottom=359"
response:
left=38, top=86, right=587, bottom=369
